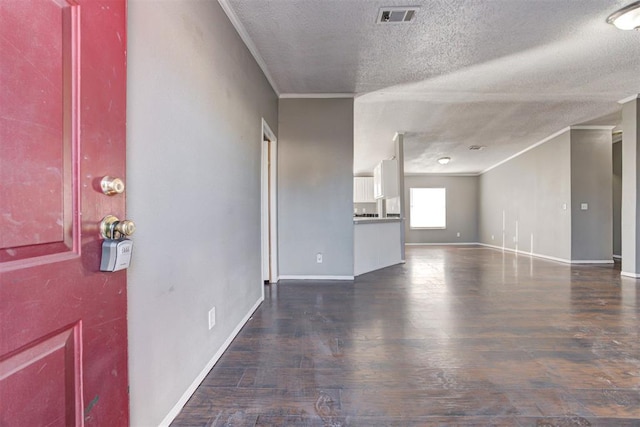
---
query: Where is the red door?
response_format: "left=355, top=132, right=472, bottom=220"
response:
left=0, top=0, right=129, bottom=425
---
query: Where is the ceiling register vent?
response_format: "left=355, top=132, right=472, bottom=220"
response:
left=378, top=7, right=419, bottom=24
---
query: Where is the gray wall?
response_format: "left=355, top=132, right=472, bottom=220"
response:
left=479, top=131, right=572, bottom=260
left=278, top=98, right=354, bottom=277
left=613, top=141, right=622, bottom=257
left=127, top=1, right=278, bottom=425
left=570, top=129, right=613, bottom=261
left=404, top=175, right=478, bottom=244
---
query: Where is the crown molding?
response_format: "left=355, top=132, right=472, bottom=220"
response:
left=217, top=0, right=280, bottom=95
left=570, top=125, right=616, bottom=130
left=404, top=172, right=481, bottom=177
left=481, top=127, right=571, bottom=175
left=618, top=94, right=640, bottom=104
left=279, top=93, right=355, bottom=99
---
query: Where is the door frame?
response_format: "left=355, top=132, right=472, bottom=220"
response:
left=261, top=118, right=278, bottom=285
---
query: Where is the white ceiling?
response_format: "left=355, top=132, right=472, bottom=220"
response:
left=221, top=0, right=640, bottom=174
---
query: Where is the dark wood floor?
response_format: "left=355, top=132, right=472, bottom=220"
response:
left=171, top=246, right=640, bottom=426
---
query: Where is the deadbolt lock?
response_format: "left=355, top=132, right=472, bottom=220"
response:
left=101, top=176, right=125, bottom=195
left=100, top=215, right=136, bottom=240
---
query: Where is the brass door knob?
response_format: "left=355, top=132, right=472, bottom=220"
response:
left=101, top=176, right=125, bottom=195
left=100, top=215, right=136, bottom=239
left=115, top=220, right=136, bottom=236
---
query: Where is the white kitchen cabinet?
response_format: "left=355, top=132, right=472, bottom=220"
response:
left=353, top=177, right=375, bottom=203
left=373, top=159, right=398, bottom=199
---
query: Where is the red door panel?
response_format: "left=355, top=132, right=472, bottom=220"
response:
left=0, top=0, right=129, bottom=425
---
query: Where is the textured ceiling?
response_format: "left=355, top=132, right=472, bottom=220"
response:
left=222, top=0, right=640, bottom=174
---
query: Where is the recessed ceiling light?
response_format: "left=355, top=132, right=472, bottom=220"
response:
left=438, top=157, right=451, bottom=165
left=607, top=1, right=640, bottom=30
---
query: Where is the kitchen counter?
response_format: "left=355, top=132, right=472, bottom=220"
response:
left=353, top=218, right=403, bottom=276
left=353, top=217, right=402, bottom=224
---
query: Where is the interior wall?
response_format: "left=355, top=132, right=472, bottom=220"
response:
left=126, top=1, right=278, bottom=425
left=278, top=98, right=354, bottom=278
left=404, top=175, right=478, bottom=244
left=479, top=131, right=572, bottom=260
left=613, top=140, right=622, bottom=258
left=621, top=98, right=640, bottom=275
left=570, top=129, right=613, bottom=261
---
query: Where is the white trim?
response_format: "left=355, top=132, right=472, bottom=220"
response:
left=481, top=127, right=570, bottom=174
left=570, top=125, right=616, bottom=130
left=613, top=254, right=622, bottom=260
left=217, top=0, right=279, bottom=95
left=278, top=275, right=355, bottom=281
left=405, top=242, right=479, bottom=246
left=478, top=243, right=614, bottom=264
left=618, top=94, right=640, bottom=104
left=479, top=243, right=571, bottom=264
left=571, top=260, right=615, bottom=264
left=261, top=118, right=278, bottom=284
left=393, top=132, right=404, bottom=142
left=262, top=117, right=276, bottom=142
left=158, top=296, right=264, bottom=427
left=621, top=271, right=640, bottom=278
left=404, top=172, right=480, bottom=177
left=279, top=93, right=354, bottom=99
left=261, top=134, right=269, bottom=284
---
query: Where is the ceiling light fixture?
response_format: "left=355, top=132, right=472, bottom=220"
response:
left=438, top=157, right=451, bottom=165
left=607, top=1, right=640, bottom=30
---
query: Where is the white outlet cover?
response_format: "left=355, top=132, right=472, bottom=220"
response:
left=208, top=307, right=216, bottom=329
left=581, top=203, right=588, bottom=211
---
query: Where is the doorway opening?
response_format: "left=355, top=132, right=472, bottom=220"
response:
left=613, top=131, right=622, bottom=262
left=261, top=119, right=278, bottom=286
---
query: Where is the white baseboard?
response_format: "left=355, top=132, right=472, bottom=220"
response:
left=571, top=260, right=615, bottom=264
left=478, top=243, right=614, bottom=265
left=405, top=242, right=479, bottom=246
left=278, top=275, right=354, bottom=281
left=158, top=296, right=264, bottom=427
left=621, top=271, right=640, bottom=279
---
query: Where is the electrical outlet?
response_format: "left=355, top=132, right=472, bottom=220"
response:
left=456, top=232, right=460, bottom=237
left=317, top=253, right=323, bottom=263
left=208, top=307, right=216, bottom=330
left=581, top=203, right=588, bottom=211
left=491, top=235, right=494, bottom=240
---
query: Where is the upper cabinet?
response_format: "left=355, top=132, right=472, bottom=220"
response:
left=354, top=177, right=375, bottom=203
left=373, top=159, right=398, bottom=199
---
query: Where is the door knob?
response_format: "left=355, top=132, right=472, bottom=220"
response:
left=101, top=176, right=125, bottom=195
left=100, top=215, right=136, bottom=240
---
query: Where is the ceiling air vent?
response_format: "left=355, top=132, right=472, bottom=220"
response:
left=469, top=145, right=486, bottom=151
left=378, top=7, right=419, bottom=24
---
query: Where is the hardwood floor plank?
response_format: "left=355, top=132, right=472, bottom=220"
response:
left=171, top=246, right=640, bottom=426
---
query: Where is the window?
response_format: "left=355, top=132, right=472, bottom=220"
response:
left=410, top=188, right=446, bottom=229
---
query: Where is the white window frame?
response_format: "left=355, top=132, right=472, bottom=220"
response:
left=409, top=187, right=446, bottom=229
